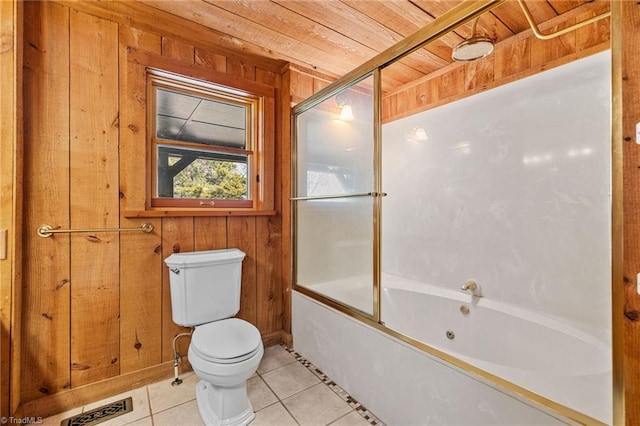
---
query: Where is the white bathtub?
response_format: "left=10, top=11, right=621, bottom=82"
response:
left=382, top=274, right=612, bottom=424
left=294, top=291, right=575, bottom=425
left=299, top=274, right=612, bottom=423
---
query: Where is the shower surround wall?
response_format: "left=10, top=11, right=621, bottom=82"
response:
left=381, top=51, right=611, bottom=334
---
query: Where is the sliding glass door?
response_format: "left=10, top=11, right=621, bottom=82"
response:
left=293, top=74, right=377, bottom=317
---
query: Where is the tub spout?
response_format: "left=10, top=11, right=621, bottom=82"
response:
left=461, top=280, right=482, bottom=297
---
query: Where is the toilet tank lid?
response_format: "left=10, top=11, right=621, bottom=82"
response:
left=165, top=248, right=246, bottom=268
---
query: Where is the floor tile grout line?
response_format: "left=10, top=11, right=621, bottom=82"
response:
left=281, top=399, right=303, bottom=426
left=254, top=373, right=282, bottom=403
left=144, top=385, right=151, bottom=419
left=326, top=409, right=359, bottom=426
left=256, top=351, right=340, bottom=425
left=258, top=399, right=302, bottom=425
left=282, top=345, right=385, bottom=426
left=256, top=356, right=298, bottom=376
left=258, top=372, right=321, bottom=403
left=255, top=368, right=320, bottom=424
left=147, top=375, right=198, bottom=417
left=144, top=385, right=156, bottom=426
left=148, top=397, right=197, bottom=418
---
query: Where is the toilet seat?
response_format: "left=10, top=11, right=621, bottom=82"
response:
left=191, top=318, right=261, bottom=364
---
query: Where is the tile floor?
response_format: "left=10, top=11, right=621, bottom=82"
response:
left=43, top=345, right=384, bottom=426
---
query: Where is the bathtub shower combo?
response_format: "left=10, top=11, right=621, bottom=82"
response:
left=293, top=51, right=612, bottom=424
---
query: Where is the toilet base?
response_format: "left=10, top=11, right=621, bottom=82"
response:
left=195, top=379, right=255, bottom=426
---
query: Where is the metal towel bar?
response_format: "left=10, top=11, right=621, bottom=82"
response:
left=37, top=223, right=154, bottom=238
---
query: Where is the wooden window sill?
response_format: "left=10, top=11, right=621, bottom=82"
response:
left=123, top=209, right=277, bottom=218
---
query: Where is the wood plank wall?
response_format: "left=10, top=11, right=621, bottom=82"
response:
left=381, top=1, right=610, bottom=123
left=618, top=3, right=640, bottom=424
left=0, top=0, right=23, bottom=417
left=19, top=1, right=287, bottom=416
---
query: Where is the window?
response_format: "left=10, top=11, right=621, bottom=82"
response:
left=147, top=69, right=269, bottom=211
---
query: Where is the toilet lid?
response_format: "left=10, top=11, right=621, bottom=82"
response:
left=191, top=318, right=261, bottom=364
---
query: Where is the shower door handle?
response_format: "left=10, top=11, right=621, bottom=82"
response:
left=290, top=192, right=387, bottom=202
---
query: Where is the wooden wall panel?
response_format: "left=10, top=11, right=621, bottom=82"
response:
left=256, top=216, right=283, bottom=334
left=21, top=1, right=71, bottom=402
left=69, top=10, right=120, bottom=387
left=530, top=19, right=576, bottom=67
left=576, top=3, right=611, bottom=53
left=194, top=217, right=228, bottom=250
left=119, top=219, right=163, bottom=374
left=437, top=67, right=465, bottom=101
left=493, top=38, right=531, bottom=81
left=119, top=27, right=164, bottom=375
left=289, top=70, right=315, bottom=104
left=122, top=27, right=162, bottom=53
left=0, top=0, right=22, bottom=415
left=257, top=66, right=279, bottom=215
left=257, top=66, right=284, bottom=336
left=161, top=218, right=194, bottom=363
left=119, top=56, right=147, bottom=213
left=119, top=26, right=161, bottom=213
left=464, top=57, right=494, bottom=91
left=162, top=37, right=195, bottom=63
left=228, top=217, right=257, bottom=325
left=228, top=57, right=256, bottom=81
left=619, top=3, right=640, bottom=424
left=195, top=47, right=227, bottom=73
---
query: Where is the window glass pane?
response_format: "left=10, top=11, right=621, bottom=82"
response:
left=295, top=75, right=374, bottom=197
left=157, top=145, right=248, bottom=200
left=156, top=88, right=247, bottom=149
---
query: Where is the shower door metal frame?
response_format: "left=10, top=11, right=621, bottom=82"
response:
left=291, top=70, right=381, bottom=322
left=291, top=0, right=620, bottom=425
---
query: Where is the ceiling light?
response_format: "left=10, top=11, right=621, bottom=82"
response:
left=336, top=92, right=354, bottom=121
left=339, top=104, right=354, bottom=121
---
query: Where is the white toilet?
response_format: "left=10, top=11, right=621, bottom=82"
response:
left=165, top=249, right=264, bottom=426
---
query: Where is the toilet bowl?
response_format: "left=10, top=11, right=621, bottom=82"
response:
left=188, top=318, right=263, bottom=426
left=164, top=249, right=264, bottom=426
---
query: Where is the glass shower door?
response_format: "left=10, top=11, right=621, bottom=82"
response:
left=293, top=75, right=376, bottom=316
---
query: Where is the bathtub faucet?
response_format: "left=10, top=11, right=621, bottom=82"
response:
left=461, top=280, right=482, bottom=297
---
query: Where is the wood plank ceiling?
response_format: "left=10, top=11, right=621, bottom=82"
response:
left=138, top=0, right=600, bottom=91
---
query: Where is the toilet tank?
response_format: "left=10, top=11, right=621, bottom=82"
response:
left=164, top=249, right=246, bottom=327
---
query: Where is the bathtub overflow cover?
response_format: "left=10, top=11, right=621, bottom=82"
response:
left=445, top=330, right=455, bottom=340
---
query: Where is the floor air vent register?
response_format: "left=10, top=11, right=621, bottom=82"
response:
left=60, top=397, right=133, bottom=426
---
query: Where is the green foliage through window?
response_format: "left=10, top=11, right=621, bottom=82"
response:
left=173, top=158, right=248, bottom=200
